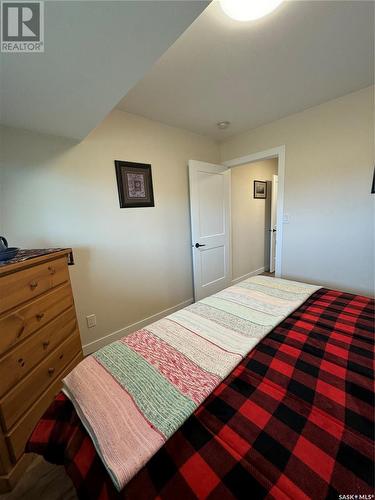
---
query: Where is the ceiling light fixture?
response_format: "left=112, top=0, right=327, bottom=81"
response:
left=217, top=121, right=230, bottom=129
left=220, top=0, right=284, bottom=21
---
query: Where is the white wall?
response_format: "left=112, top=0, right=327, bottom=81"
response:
left=0, top=111, right=219, bottom=352
left=231, top=159, right=277, bottom=282
left=221, top=87, right=375, bottom=296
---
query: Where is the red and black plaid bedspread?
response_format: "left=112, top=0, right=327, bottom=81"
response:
left=27, top=288, right=374, bottom=499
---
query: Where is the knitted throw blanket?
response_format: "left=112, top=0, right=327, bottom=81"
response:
left=63, top=276, right=320, bottom=491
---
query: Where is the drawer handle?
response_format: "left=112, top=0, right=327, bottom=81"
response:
left=48, top=367, right=55, bottom=376
left=36, top=312, right=45, bottom=320
left=48, top=266, right=56, bottom=275
left=42, top=340, right=50, bottom=349
left=29, top=280, right=38, bottom=290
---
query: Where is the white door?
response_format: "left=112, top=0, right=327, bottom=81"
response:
left=188, top=160, right=231, bottom=301
left=269, top=174, right=278, bottom=273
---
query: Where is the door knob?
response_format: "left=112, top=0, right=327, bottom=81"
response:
left=195, top=243, right=206, bottom=248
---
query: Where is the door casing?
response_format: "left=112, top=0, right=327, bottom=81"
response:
left=223, top=145, right=285, bottom=278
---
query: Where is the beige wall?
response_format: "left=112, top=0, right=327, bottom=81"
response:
left=0, top=111, right=219, bottom=352
left=221, top=87, right=374, bottom=296
left=1, top=87, right=373, bottom=356
left=231, top=159, right=277, bottom=281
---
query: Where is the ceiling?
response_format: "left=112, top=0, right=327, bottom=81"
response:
left=118, top=1, right=374, bottom=140
left=0, top=1, right=208, bottom=140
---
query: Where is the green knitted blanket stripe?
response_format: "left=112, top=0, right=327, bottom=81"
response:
left=201, top=296, right=282, bottom=325
left=94, top=341, right=196, bottom=437
left=238, top=281, right=312, bottom=300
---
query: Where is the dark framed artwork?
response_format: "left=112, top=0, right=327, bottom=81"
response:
left=114, top=161, right=155, bottom=208
left=253, top=180, right=267, bottom=199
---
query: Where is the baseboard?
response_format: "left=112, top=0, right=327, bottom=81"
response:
left=82, top=298, right=194, bottom=355
left=231, top=267, right=265, bottom=286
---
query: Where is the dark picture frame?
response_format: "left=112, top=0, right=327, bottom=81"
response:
left=114, top=161, right=155, bottom=208
left=253, top=180, right=267, bottom=199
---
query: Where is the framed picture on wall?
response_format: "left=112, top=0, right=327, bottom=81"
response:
left=253, top=180, right=267, bottom=199
left=114, top=160, right=155, bottom=208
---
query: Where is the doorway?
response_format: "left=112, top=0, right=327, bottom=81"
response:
left=223, top=145, right=285, bottom=279
left=230, top=159, right=278, bottom=284
left=189, top=146, right=285, bottom=301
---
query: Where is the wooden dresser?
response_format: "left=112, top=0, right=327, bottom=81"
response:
left=0, top=249, right=83, bottom=492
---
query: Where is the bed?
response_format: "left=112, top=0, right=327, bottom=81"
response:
left=27, top=278, right=374, bottom=499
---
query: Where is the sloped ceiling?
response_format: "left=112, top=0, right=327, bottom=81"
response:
left=0, top=1, right=208, bottom=140
left=119, top=0, right=374, bottom=140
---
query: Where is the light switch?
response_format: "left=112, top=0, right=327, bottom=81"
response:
left=283, top=214, right=290, bottom=224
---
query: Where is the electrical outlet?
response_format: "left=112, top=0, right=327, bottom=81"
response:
left=86, top=314, right=96, bottom=328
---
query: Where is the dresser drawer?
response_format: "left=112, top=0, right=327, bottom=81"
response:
left=5, top=352, right=82, bottom=462
left=0, top=307, right=76, bottom=397
left=0, top=257, right=69, bottom=315
left=0, top=284, right=74, bottom=355
left=0, top=333, right=81, bottom=431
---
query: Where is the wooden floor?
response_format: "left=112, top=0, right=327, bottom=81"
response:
left=0, top=456, right=77, bottom=500
left=261, top=271, right=275, bottom=277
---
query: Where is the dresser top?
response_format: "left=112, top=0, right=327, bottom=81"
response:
left=0, top=248, right=73, bottom=277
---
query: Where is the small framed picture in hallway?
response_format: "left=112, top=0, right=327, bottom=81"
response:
left=253, top=180, right=267, bottom=199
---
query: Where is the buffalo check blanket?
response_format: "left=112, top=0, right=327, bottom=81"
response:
left=27, top=287, right=374, bottom=499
